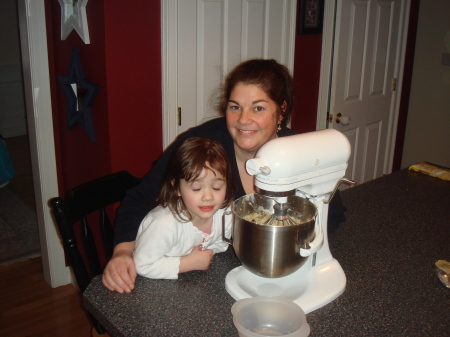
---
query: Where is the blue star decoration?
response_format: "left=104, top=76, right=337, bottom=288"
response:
left=57, top=46, right=100, bottom=142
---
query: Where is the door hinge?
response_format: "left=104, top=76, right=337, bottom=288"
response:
left=328, top=113, right=333, bottom=123
left=177, top=107, right=181, bottom=126
left=391, top=78, right=397, bottom=91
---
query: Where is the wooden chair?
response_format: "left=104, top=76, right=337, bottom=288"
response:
left=50, top=171, right=141, bottom=336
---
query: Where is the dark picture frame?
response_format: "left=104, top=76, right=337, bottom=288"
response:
left=297, top=0, right=324, bottom=35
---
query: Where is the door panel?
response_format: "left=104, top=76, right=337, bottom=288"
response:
left=330, top=0, right=403, bottom=185
left=198, top=1, right=222, bottom=122
left=371, top=3, right=392, bottom=95
left=164, top=0, right=297, bottom=147
left=345, top=1, right=368, bottom=101
left=244, top=1, right=265, bottom=59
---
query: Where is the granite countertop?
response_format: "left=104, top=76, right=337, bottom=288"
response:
left=84, top=169, right=450, bottom=336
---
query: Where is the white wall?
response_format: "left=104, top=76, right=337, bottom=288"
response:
left=0, top=0, right=27, bottom=138
left=401, top=0, right=450, bottom=168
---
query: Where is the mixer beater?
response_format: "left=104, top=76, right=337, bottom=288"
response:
left=243, top=195, right=301, bottom=227
left=268, top=201, right=296, bottom=226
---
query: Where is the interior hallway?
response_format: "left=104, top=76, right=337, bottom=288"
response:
left=0, top=135, right=92, bottom=337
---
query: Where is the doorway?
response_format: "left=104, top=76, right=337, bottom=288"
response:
left=0, top=0, right=32, bottom=202
left=318, top=0, right=411, bottom=185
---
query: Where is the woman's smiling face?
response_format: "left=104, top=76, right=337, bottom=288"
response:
left=226, top=83, right=283, bottom=157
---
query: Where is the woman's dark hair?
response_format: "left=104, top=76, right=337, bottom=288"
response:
left=156, top=137, right=236, bottom=222
left=218, top=59, right=294, bottom=127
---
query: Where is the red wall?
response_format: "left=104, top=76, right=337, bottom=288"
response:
left=47, top=0, right=162, bottom=197
left=103, top=2, right=162, bottom=177
left=291, top=34, right=323, bottom=134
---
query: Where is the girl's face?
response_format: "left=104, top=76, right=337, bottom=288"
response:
left=178, top=166, right=227, bottom=226
left=226, top=83, right=283, bottom=157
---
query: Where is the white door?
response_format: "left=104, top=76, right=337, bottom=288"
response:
left=162, top=0, right=297, bottom=148
left=324, top=0, right=408, bottom=184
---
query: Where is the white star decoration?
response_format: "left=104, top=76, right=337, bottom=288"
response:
left=59, top=0, right=90, bottom=44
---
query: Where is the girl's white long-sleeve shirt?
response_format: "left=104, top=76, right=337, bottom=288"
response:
left=133, top=206, right=232, bottom=279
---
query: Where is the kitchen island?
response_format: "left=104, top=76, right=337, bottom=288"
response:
left=84, top=169, right=450, bottom=336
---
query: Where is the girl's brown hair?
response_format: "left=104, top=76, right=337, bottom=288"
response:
left=217, top=59, right=294, bottom=127
left=156, top=137, right=236, bottom=222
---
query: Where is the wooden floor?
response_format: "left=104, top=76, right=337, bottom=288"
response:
left=0, top=135, right=92, bottom=337
left=0, top=257, right=92, bottom=337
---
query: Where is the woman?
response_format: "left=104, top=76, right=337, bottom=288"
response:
left=102, top=59, right=346, bottom=293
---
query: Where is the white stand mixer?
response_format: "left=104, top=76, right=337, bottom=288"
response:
left=225, top=129, right=355, bottom=314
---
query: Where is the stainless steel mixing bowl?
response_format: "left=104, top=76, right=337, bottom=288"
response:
left=223, top=193, right=317, bottom=278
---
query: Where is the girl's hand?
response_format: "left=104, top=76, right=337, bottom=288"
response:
left=179, top=246, right=213, bottom=273
left=102, top=242, right=137, bottom=293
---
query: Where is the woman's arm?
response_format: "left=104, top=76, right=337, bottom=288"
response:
left=103, top=158, right=173, bottom=291
left=102, top=241, right=136, bottom=293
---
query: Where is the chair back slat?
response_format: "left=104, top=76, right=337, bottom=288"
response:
left=52, top=197, right=91, bottom=292
left=99, top=207, right=114, bottom=260
left=82, top=217, right=103, bottom=279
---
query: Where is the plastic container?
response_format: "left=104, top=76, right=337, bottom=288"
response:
left=231, top=296, right=310, bottom=337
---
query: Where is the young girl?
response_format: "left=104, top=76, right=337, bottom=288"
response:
left=133, top=137, right=236, bottom=279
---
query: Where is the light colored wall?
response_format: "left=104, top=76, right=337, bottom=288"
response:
left=401, top=0, right=450, bottom=168
left=0, top=0, right=27, bottom=138
left=0, top=0, right=21, bottom=66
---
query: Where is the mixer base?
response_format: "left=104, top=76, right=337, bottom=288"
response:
left=225, top=259, right=346, bottom=314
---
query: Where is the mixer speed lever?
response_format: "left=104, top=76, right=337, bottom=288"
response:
left=324, top=178, right=356, bottom=204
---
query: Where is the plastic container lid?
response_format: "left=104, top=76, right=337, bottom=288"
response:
left=231, top=296, right=310, bottom=337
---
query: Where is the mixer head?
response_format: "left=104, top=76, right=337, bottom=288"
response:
left=246, top=129, right=352, bottom=197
